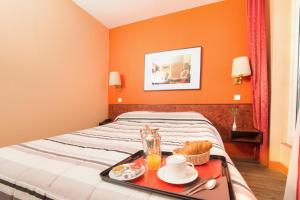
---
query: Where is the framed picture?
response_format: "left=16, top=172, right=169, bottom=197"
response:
left=144, top=47, right=201, bottom=91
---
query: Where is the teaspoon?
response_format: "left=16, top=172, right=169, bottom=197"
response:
left=190, top=179, right=217, bottom=195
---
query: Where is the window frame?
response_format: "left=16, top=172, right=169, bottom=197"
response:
left=287, top=0, right=300, bottom=144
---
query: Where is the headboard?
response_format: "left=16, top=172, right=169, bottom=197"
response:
left=109, top=104, right=253, bottom=142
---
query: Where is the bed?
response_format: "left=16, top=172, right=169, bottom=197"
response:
left=0, top=111, right=256, bottom=200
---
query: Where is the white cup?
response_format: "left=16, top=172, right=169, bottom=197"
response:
left=164, top=155, right=194, bottom=179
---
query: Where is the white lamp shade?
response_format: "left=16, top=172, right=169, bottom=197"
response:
left=109, top=72, right=121, bottom=86
left=232, top=56, right=252, bottom=77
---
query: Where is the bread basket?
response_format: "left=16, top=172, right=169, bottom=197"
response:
left=173, top=148, right=210, bottom=165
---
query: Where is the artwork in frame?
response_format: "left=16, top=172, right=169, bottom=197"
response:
left=144, top=47, right=201, bottom=91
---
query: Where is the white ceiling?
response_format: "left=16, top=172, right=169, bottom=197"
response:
left=73, top=0, right=223, bottom=29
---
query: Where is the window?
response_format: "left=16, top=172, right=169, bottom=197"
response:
left=297, top=36, right=300, bottom=118
left=287, top=0, right=300, bottom=144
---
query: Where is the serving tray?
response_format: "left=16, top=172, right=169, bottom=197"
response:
left=100, top=150, right=235, bottom=200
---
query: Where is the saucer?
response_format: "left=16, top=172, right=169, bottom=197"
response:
left=109, top=163, right=145, bottom=181
left=157, top=165, right=198, bottom=185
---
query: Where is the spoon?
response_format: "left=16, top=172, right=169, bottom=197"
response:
left=189, top=179, right=217, bottom=195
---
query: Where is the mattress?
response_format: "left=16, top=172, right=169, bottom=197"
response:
left=0, top=111, right=256, bottom=200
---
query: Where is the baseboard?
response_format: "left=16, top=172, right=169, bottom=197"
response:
left=269, top=161, right=288, bottom=175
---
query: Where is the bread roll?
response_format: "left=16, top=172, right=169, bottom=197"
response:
left=176, top=140, right=212, bottom=155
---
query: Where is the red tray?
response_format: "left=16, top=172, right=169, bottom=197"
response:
left=100, top=151, right=235, bottom=200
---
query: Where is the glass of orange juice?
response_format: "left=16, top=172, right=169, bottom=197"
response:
left=146, top=153, right=161, bottom=170
left=140, top=126, right=162, bottom=170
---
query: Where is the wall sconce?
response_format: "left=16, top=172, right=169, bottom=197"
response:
left=231, top=56, right=252, bottom=84
left=109, top=71, right=122, bottom=89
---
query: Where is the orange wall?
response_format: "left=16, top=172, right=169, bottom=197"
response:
left=109, top=0, right=252, bottom=104
left=0, top=1, right=108, bottom=147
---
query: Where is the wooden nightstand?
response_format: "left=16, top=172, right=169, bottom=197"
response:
left=99, top=119, right=112, bottom=126
left=230, top=129, right=263, bottom=160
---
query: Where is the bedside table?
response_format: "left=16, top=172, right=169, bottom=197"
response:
left=99, top=118, right=112, bottom=126
left=230, top=129, right=263, bottom=160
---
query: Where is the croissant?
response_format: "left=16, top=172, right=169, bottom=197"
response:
left=176, top=140, right=212, bottom=155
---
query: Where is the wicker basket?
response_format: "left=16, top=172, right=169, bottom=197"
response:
left=173, top=149, right=210, bottom=165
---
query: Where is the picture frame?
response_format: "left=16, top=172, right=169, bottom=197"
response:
left=144, top=47, right=201, bottom=91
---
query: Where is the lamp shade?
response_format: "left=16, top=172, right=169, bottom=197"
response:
left=109, top=72, right=121, bottom=86
left=232, top=56, right=252, bottom=77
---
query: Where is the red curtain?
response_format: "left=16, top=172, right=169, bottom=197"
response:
left=247, top=0, right=269, bottom=165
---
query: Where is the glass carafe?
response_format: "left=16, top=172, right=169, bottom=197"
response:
left=140, top=126, right=161, bottom=170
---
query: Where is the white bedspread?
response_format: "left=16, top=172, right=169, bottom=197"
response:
left=0, top=112, right=256, bottom=200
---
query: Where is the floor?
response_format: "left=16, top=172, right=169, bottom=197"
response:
left=233, top=160, right=287, bottom=200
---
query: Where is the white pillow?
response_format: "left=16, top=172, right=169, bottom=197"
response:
left=115, top=111, right=208, bottom=121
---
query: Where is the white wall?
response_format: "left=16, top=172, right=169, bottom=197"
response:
left=269, top=0, right=292, bottom=167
